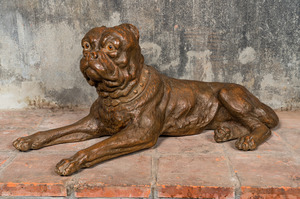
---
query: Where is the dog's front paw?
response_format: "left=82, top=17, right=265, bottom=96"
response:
left=55, top=152, right=88, bottom=176
left=214, top=127, right=232, bottom=142
left=55, top=158, right=81, bottom=176
left=13, top=137, right=34, bottom=151
left=235, top=135, right=257, bottom=151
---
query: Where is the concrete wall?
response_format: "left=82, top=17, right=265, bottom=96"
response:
left=0, top=0, right=299, bottom=110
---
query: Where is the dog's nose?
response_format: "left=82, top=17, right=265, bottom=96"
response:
left=91, top=52, right=98, bottom=59
left=83, top=51, right=98, bottom=59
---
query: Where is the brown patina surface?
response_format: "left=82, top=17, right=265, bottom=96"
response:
left=13, top=24, right=279, bottom=176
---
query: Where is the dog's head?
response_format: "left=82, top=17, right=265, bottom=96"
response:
left=80, top=24, right=144, bottom=97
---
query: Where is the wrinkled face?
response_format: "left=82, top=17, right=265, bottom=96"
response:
left=80, top=24, right=144, bottom=92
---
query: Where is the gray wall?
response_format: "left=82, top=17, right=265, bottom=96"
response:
left=0, top=0, right=299, bottom=110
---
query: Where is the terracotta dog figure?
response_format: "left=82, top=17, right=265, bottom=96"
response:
left=13, top=24, right=279, bottom=176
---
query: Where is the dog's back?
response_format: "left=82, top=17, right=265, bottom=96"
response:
left=145, top=65, right=221, bottom=136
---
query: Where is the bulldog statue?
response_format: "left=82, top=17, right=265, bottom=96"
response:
left=13, top=24, right=279, bottom=176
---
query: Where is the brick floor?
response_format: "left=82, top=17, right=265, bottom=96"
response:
left=0, top=153, right=71, bottom=196
left=157, top=155, right=235, bottom=198
left=75, top=154, right=152, bottom=198
left=0, top=109, right=299, bottom=198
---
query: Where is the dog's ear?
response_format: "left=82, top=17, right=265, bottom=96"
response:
left=120, top=23, right=140, bottom=42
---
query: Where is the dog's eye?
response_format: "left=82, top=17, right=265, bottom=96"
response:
left=83, top=42, right=91, bottom=50
left=106, top=43, right=116, bottom=51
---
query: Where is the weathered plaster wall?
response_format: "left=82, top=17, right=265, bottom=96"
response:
left=0, top=0, right=299, bottom=110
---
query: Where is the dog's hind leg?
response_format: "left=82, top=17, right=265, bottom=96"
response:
left=13, top=115, right=100, bottom=151
left=218, top=84, right=279, bottom=150
left=213, top=121, right=250, bottom=143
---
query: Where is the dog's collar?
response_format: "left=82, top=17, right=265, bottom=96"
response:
left=102, top=66, right=151, bottom=107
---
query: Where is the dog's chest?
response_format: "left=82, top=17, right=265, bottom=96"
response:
left=98, top=104, right=133, bottom=134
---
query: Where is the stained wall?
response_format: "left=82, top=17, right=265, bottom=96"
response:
left=0, top=0, right=299, bottom=110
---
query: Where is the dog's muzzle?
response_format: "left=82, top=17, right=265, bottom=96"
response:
left=80, top=50, right=120, bottom=85
left=83, top=51, right=99, bottom=60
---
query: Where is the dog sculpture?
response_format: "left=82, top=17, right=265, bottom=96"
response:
left=13, top=24, right=279, bottom=176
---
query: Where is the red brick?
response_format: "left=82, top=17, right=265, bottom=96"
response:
left=230, top=154, right=299, bottom=187
left=0, top=153, right=72, bottom=196
left=156, top=131, right=224, bottom=154
left=75, top=184, right=151, bottom=198
left=0, top=183, right=67, bottom=197
left=159, top=185, right=234, bottom=199
left=75, top=154, right=152, bottom=198
left=0, top=110, right=46, bottom=130
left=241, top=186, right=300, bottom=199
left=277, top=111, right=300, bottom=129
left=277, top=128, right=300, bottom=153
left=157, top=155, right=235, bottom=198
left=0, top=153, right=11, bottom=168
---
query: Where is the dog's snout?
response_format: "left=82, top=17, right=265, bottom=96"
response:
left=83, top=51, right=99, bottom=59
left=91, top=52, right=98, bottom=59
